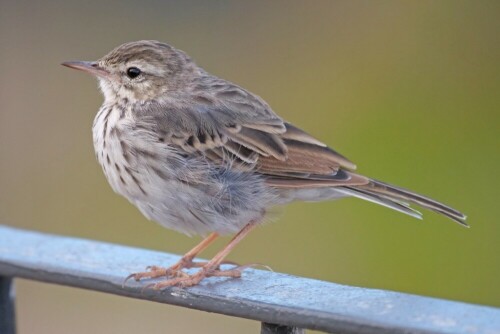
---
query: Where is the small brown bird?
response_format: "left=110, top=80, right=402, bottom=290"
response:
left=62, top=40, right=467, bottom=288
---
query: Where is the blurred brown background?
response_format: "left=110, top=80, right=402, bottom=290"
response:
left=0, top=1, right=499, bottom=333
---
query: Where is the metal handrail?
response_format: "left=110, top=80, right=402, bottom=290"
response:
left=0, top=225, right=499, bottom=334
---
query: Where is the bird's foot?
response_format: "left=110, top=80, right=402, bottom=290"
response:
left=123, top=258, right=240, bottom=287
left=124, top=221, right=262, bottom=289
left=124, top=257, right=201, bottom=285
left=145, top=264, right=252, bottom=289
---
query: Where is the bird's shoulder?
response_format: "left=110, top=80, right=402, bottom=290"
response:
left=189, top=75, right=285, bottom=128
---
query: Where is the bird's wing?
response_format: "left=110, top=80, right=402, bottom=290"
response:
left=136, top=77, right=366, bottom=187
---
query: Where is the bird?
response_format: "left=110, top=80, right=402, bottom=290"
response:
left=62, top=40, right=467, bottom=288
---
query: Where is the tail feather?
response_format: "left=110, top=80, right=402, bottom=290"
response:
left=337, top=187, right=423, bottom=220
left=349, top=179, right=468, bottom=227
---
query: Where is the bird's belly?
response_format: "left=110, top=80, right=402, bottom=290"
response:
left=122, top=158, right=274, bottom=236
left=93, top=121, right=274, bottom=236
left=129, top=163, right=276, bottom=236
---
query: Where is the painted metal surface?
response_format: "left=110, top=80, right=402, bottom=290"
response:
left=261, top=323, right=304, bottom=334
left=0, top=276, right=16, bottom=334
left=0, top=225, right=499, bottom=334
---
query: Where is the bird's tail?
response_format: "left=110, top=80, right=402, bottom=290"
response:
left=338, top=178, right=468, bottom=227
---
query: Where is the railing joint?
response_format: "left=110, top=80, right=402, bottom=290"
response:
left=261, top=322, right=304, bottom=334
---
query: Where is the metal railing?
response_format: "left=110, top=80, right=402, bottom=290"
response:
left=0, top=225, right=499, bottom=334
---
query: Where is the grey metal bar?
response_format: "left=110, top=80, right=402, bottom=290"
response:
left=0, top=225, right=499, bottom=334
left=261, top=323, right=304, bottom=334
left=0, top=276, right=16, bottom=334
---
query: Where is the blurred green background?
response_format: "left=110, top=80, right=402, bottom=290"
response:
left=1, top=1, right=499, bottom=333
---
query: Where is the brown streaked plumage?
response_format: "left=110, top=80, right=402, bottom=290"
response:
left=62, top=40, right=467, bottom=289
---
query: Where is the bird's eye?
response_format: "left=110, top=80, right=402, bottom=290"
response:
left=126, top=67, right=141, bottom=79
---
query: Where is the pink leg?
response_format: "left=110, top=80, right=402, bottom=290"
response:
left=150, top=219, right=260, bottom=289
left=125, top=232, right=219, bottom=283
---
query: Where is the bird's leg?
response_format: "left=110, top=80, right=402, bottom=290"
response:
left=125, top=232, right=219, bottom=283
left=149, top=219, right=259, bottom=289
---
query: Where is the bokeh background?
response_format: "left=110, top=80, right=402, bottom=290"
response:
left=1, top=1, right=499, bottom=333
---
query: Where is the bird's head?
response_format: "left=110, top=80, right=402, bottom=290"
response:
left=62, top=40, right=199, bottom=103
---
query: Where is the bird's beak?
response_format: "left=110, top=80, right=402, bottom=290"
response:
left=61, top=61, right=109, bottom=78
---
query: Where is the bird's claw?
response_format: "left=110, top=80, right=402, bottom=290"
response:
left=124, top=261, right=259, bottom=290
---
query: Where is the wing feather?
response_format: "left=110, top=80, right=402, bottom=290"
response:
left=134, top=76, right=359, bottom=188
